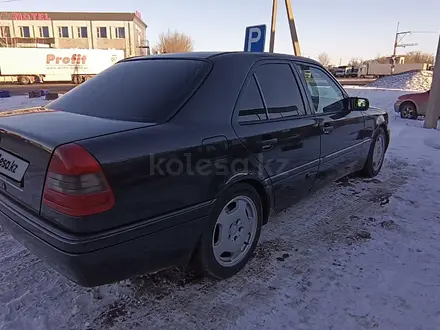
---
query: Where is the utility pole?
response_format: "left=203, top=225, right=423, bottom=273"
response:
left=391, top=22, right=419, bottom=74
left=269, top=0, right=277, bottom=53
left=268, top=0, right=301, bottom=55
left=284, top=0, right=301, bottom=56
left=391, top=22, right=400, bottom=74
left=423, top=35, right=440, bottom=129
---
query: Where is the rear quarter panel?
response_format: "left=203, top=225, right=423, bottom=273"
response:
left=52, top=123, right=228, bottom=233
left=401, top=92, right=429, bottom=115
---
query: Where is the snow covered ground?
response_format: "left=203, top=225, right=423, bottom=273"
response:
left=0, top=90, right=440, bottom=330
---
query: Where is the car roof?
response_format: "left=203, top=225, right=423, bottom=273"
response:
left=122, top=51, right=320, bottom=66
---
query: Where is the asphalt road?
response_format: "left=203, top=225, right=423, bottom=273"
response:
left=0, top=78, right=375, bottom=96
left=0, top=83, right=77, bottom=96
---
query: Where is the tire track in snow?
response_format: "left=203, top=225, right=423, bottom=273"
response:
left=0, top=156, right=411, bottom=330
left=99, top=157, right=411, bottom=330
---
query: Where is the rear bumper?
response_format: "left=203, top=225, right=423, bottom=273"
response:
left=394, top=101, right=401, bottom=113
left=0, top=195, right=208, bottom=287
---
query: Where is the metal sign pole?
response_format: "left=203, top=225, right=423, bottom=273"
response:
left=424, top=35, right=440, bottom=129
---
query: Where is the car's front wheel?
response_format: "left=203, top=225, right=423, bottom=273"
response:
left=361, top=127, right=387, bottom=177
left=193, top=183, right=263, bottom=279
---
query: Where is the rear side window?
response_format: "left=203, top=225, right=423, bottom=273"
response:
left=46, top=59, right=211, bottom=123
left=255, top=63, right=306, bottom=119
left=236, top=76, right=267, bottom=123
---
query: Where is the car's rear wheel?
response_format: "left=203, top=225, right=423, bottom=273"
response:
left=18, top=76, right=30, bottom=85
left=361, top=127, right=387, bottom=177
left=400, top=102, right=418, bottom=119
left=193, top=183, right=263, bottom=279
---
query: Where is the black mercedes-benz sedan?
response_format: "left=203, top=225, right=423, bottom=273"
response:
left=0, top=52, right=389, bottom=287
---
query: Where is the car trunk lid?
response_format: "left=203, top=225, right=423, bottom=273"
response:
left=0, top=107, right=153, bottom=213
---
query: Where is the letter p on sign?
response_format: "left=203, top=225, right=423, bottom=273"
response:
left=244, top=25, right=266, bottom=52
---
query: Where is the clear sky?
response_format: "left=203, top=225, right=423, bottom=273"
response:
left=3, top=0, right=439, bottom=65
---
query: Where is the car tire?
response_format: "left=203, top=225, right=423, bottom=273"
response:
left=400, top=102, right=418, bottom=119
left=192, top=183, right=263, bottom=279
left=361, top=127, right=387, bottom=178
left=18, top=76, right=30, bottom=85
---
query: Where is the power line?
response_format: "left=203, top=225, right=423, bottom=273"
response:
left=410, top=31, right=439, bottom=34
left=0, top=0, right=23, bottom=3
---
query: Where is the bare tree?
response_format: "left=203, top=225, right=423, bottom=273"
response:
left=348, top=57, right=364, bottom=67
left=367, top=52, right=434, bottom=65
left=317, top=52, right=331, bottom=67
left=153, top=30, right=194, bottom=54
left=374, top=55, right=389, bottom=64
left=404, top=51, right=434, bottom=64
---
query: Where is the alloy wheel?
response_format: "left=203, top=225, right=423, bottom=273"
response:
left=372, top=133, right=386, bottom=172
left=212, top=196, right=258, bottom=267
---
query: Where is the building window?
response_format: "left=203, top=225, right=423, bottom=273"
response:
left=0, top=26, right=10, bottom=38
left=58, top=26, right=69, bottom=38
left=38, top=26, right=50, bottom=38
left=115, top=27, right=125, bottom=38
left=77, top=27, right=88, bottom=38
left=19, top=26, right=30, bottom=38
left=97, top=27, right=107, bottom=38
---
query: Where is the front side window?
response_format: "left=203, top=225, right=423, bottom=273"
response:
left=255, top=63, right=306, bottom=119
left=58, top=26, right=69, bottom=38
left=296, top=64, right=345, bottom=113
left=236, top=76, right=267, bottom=123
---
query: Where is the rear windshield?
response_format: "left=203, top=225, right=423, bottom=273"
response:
left=46, top=59, right=211, bottom=123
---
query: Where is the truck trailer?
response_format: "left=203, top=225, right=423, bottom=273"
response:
left=0, top=48, right=125, bottom=84
left=358, top=63, right=429, bottom=78
left=334, top=66, right=352, bottom=78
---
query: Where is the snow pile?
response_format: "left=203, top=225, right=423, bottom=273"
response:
left=367, top=70, right=432, bottom=91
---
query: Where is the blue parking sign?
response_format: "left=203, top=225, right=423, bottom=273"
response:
left=244, top=25, right=266, bottom=52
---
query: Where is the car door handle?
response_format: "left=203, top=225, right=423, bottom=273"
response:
left=261, top=144, right=274, bottom=151
left=322, top=126, right=334, bottom=134
left=259, top=138, right=278, bottom=145
left=258, top=138, right=278, bottom=151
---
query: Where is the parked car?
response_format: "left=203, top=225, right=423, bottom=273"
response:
left=394, top=90, right=430, bottom=119
left=0, top=52, right=390, bottom=287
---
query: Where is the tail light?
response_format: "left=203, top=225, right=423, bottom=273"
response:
left=42, top=143, right=115, bottom=216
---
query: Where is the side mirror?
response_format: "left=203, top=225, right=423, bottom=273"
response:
left=347, top=97, right=369, bottom=111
